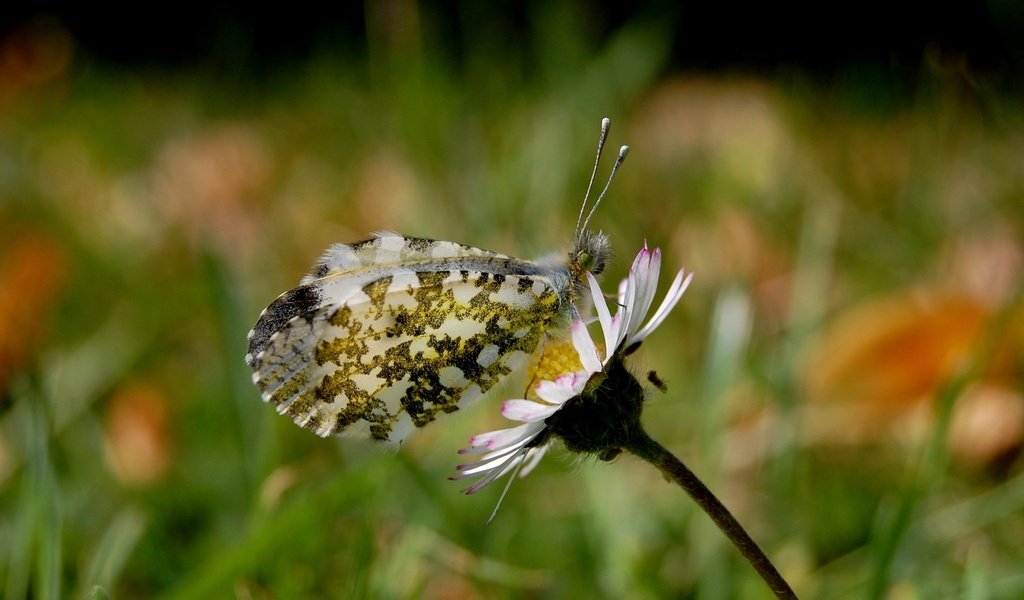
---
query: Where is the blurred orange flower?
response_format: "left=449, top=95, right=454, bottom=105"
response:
left=0, top=232, right=67, bottom=393
left=104, top=381, right=173, bottom=485
left=805, top=293, right=987, bottom=411
left=803, top=290, right=1023, bottom=467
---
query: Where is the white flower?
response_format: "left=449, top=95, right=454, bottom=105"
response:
left=451, top=371, right=585, bottom=494
left=452, top=243, right=694, bottom=499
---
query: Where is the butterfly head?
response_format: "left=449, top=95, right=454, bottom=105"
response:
left=572, top=228, right=611, bottom=277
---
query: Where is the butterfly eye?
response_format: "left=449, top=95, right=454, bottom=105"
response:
left=575, top=249, right=607, bottom=276
left=577, top=251, right=595, bottom=273
left=581, top=248, right=602, bottom=274
left=574, top=229, right=610, bottom=277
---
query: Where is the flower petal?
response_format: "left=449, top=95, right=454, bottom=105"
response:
left=632, top=247, right=661, bottom=331
left=535, top=372, right=585, bottom=404
left=590, top=312, right=621, bottom=364
left=571, top=320, right=602, bottom=375
left=616, top=247, right=653, bottom=341
left=629, top=269, right=693, bottom=346
left=615, top=270, right=636, bottom=349
left=503, top=399, right=559, bottom=422
left=588, top=273, right=613, bottom=353
left=518, top=444, right=549, bottom=477
left=462, top=452, right=526, bottom=494
left=454, top=448, right=522, bottom=477
left=462, top=423, right=536, bottom=454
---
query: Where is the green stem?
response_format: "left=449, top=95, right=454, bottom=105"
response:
left=625, top=429, right=798, bottom=600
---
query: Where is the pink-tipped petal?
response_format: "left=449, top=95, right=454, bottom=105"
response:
left=632, top=247, right=661, bottom=327
left=616, top=248, right=658, bottom=342
left=631, top=244, right=652, bottom=272
left=455, top=453, right=514, bottom=477
left=630, top=269, right=693, bottom=345
left=463, top=452, right=524, bottom=494
left=466, top=424, right=519, bottom=448
left=455, top=439, right=531, bottom=476
left=534, top=373, right=584, bottom=405
left=627, top=246, right=653, bottom=307
left=461, top=423, right=535, bottom=454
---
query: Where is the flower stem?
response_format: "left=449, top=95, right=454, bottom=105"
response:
left=625, top=429, right=798, bottom=600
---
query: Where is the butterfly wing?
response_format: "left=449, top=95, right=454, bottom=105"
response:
left=247, top=233, right=562, bottom=443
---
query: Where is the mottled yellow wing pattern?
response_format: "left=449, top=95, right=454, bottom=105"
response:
left=246, top=233, right=562, bottom=443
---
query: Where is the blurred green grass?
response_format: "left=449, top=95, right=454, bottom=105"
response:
left=1, top=8, right=1023, bottom=600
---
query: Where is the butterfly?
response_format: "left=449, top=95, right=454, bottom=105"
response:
left=245, top=118, right=629, bottom=444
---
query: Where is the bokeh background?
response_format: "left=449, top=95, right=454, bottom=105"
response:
left=1, top=2, right=1023, bottom=598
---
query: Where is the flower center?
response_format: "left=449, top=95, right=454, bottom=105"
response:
left=526, top=337, right=602, bottom=398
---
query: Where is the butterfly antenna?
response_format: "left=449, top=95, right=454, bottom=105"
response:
left=581, top=144, right=629, bottom=234
left=575, top=117, right=612, bottom=240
